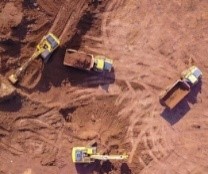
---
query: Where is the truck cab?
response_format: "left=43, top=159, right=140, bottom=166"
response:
left=93, top=56, right=113, bottom=72
left=182, top=66, right=202, bottom=85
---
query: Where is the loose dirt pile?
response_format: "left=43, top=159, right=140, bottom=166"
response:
left=63, top=51, right=92, bottom=70
left=0, top=75, right=16, bottom=102
left=0, top=2, right=23, bottom=39
left=0, top=0, right=208, bottom=174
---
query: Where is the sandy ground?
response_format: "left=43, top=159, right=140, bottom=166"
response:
left=0, top=0, right=208, bottom=173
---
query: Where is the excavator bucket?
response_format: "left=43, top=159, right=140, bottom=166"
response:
left=0, top=75, right=16, bottom=102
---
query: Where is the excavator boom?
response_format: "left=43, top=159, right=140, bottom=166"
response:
left=8, top=51, right=40, bottom=84
left=90, top=154, right=128, bottom=161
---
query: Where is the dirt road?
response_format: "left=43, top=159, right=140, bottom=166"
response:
left=0, top=0, right=208, bottom=173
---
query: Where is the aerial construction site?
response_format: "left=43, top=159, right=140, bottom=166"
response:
left=0, top=0, right=208, bottom=174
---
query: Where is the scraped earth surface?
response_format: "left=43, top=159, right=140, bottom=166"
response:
left=0, top=0, right=208, bottom=173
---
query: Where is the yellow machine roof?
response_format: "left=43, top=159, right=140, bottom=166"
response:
left=72, top=147, right=96, bottom=163
left=96, top=59, right=105, bottom=70
left=187, top=74, right=198, bottom=84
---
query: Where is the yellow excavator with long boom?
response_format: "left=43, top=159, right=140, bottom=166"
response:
left=8, top=33, right=60, bottom=84
left=72, top=147, right=128, bottom=163
left=0, top=33, right=60, bottom=102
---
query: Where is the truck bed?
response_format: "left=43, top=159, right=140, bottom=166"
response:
left=160, top=80, right=190, bottom=109
left=63, top=49, right=93, bottom=70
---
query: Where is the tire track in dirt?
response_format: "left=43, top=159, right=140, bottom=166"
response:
left=100, top=0, right=177, bottom=171
left=9, top=108, right=66, bottom=165
left=59, top=0, right=88, bottom=43
left=115, top=81, right=174, bottom=167
left=49, top=0, right=89, bottom=43
left=0, top=97, right=65, bottom=165
left=101, top=0, right=128, bottom=47
left=49, top=0, right=76, bottom=37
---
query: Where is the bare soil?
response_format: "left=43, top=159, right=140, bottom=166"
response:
left=0, top=0, right=208, bottom=174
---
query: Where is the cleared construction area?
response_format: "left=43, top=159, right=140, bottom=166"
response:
left=0, top=0, right=208, bottom=174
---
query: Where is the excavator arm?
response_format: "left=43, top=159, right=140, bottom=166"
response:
left=90, top=154, right=128, bottom=161
left=8, top=50, right=41, bottom=84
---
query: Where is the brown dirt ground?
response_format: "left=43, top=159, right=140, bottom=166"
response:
left=0, top=0, right=208, bottom=174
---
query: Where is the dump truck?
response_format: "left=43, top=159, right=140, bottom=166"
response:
left=0, top=33, right=60, bottom=102
left=72, top=147, right=128, bottom=163
left=63, top=49, right=113, bottom=72
left=9, top=33, right=60, bottom=84
left=160, top=66, right=202, bottom=109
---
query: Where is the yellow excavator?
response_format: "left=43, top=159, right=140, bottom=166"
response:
left=0, top=33, right=60, bottom=102
left=72, top=147, right=128, bottom=163
left=8, top=33, right=60, bottom=84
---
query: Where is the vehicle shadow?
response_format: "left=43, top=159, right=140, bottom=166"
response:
left=121, top=163, right=132, bottom=174
left=161, top=80, right=202, bottom=125
left=75, top=160, right=115, bottom=174
left=0, top=94, right=22, bottom=112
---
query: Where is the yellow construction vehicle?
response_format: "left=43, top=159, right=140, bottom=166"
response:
left=160, top=66, right=202, bottom=109
left=72, top=147, right=128, bottom=163
left=181, top=66, right=202, bottom=85
left=64, top=49, right=113, bottom=72
left=8, top=33, right=60, bottom=84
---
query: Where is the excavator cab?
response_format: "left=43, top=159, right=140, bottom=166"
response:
left=93, top=56, right=113, bottom=72
left=37, top=33, right=60, bottom=63
left=72, top=147, right=96, bottom=163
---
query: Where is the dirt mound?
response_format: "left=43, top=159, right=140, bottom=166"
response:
left=0, top=75, right=16, bottom=102
left=0, top=2, right=23, bottom=39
